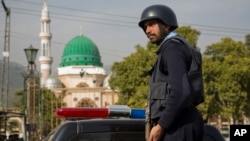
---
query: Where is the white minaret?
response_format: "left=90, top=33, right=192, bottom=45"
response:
left=39, top=0, right=53, bottom=87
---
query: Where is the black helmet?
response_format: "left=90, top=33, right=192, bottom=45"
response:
left=138, top=4, right=178, bottom=30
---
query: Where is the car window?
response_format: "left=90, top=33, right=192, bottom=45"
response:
left=69, top=132, right=145, bottom=141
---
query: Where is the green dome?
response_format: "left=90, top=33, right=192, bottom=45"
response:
left=60, top=35, right=103, bottom=67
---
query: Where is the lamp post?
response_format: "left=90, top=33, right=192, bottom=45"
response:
left=23, top=45, right=40, bottom=141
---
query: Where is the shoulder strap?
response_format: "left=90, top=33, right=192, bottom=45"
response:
left=151, top=35, right=202, bottom=80
left=150, top=52, right=164, bottom=82
left=168, top=36, right=202, bottom=72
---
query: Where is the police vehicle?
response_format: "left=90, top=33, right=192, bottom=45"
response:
left=44, top=105, right=225, bottom=141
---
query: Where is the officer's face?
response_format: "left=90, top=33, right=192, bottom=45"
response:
left=143, top=19, right=169, bottom=45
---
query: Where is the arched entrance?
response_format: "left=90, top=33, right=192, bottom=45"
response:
left=76, top=98, right=97, bottom=107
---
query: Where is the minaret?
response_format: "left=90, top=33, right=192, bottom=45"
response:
left=39, top=0, right=53, bottom=87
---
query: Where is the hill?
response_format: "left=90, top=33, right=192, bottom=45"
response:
left=0, top=60, right=25, bottom=107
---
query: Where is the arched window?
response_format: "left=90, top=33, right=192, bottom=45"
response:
left=76, top=98, right=97, bottom=107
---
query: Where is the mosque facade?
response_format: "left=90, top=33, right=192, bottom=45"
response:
left=39, top=1, right=118, bottom=108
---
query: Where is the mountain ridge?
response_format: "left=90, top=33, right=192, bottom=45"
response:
left=0, top=60, right=25, bottom=107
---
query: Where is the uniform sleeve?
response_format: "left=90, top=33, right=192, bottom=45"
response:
left=158, top=41, right=192, bottom=130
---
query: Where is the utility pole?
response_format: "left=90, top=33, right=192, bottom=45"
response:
left=0, top=0, right=11, bottom=140
left=0, top=0, right=11, bottom=111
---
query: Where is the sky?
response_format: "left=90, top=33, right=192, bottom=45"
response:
left=0, top=0, right=250, bottom=74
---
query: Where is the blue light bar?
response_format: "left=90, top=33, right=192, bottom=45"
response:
left=130, top=108, right=145, bottom=119
left=108, top=105, right=145, bottom=119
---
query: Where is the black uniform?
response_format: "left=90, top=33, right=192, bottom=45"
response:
left=149, top=36, right=204, bottom=141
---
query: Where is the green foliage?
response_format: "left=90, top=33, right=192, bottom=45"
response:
left=176, top=26, right=200, bottom=48
left=202, top=37, right=250, bottom=122
left=14, top=90, right=25, bottom=111
left=41, top=88, right=64, bottom=136
left=128, top=85, right=148, bottom=108
left=14, top=88, right=63, bottom=137
left=110, top=43, right=157, bottom=107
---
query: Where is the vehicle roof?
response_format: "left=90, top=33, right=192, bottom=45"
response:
left=47, top=118, right=225, bottom=141
left=50, top=118, right=145, bottom=141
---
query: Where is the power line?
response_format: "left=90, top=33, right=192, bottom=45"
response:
left=182, top=23, right=250, bottom=33
left=10, top=31, right=132, bottom=58
left=13, top=7, right=136, bottom=25
left=198, top=32, right=244, bottom=39
left=1, top=0, right=249, bottom=42
left=10, top=0, right=138, bottom=19
left=7, top=8, right=249, bottom=39
left=8, top=0, right=250, bottom=33
left=12, top=8, right=137, bottom=28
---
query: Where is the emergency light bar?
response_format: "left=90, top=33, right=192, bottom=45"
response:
left=55, top=105, right=145, bottom=119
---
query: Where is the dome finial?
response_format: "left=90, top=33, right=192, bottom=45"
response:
left=80, top=26, right=83, bottom=36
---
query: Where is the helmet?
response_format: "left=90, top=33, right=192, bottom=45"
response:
left=138, top=4, right=178, bottom=30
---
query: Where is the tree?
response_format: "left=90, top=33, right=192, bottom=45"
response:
left=245, top=34, right=250, bottom=49
left=15, top=88, right=63, bottom=137
left=40, top=88, right=64, bottom=136
left=109, top=43, right=157, bottom=107
left=202, top=38, right=250, bottom=123
left=14, top=90, right=25, bottom=110
left=176, top=26, right=200, bottom=48
left=109, top=26, right=201, bottom=108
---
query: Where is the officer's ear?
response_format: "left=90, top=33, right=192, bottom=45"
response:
left=159, top=22, right=170, bottom=32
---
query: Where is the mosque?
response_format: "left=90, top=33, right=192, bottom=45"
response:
left=39, top=1, right=118, bottom=108
left=1, top=1, right=119, bottom=140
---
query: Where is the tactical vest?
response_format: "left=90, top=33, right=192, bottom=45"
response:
left=149, top=36, right=204, bottom=120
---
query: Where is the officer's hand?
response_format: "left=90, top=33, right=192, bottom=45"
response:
left=149, top=124, right=165, bottom=141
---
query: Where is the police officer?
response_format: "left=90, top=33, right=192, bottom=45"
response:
left=138, top=5, right=204, bottom=141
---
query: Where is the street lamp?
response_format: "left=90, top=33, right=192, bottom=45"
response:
left=24, top=45, right=38, bottom=63
left=24, top=45, right=38, bottom=75
left=23, top=45, right=40, bottom=141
